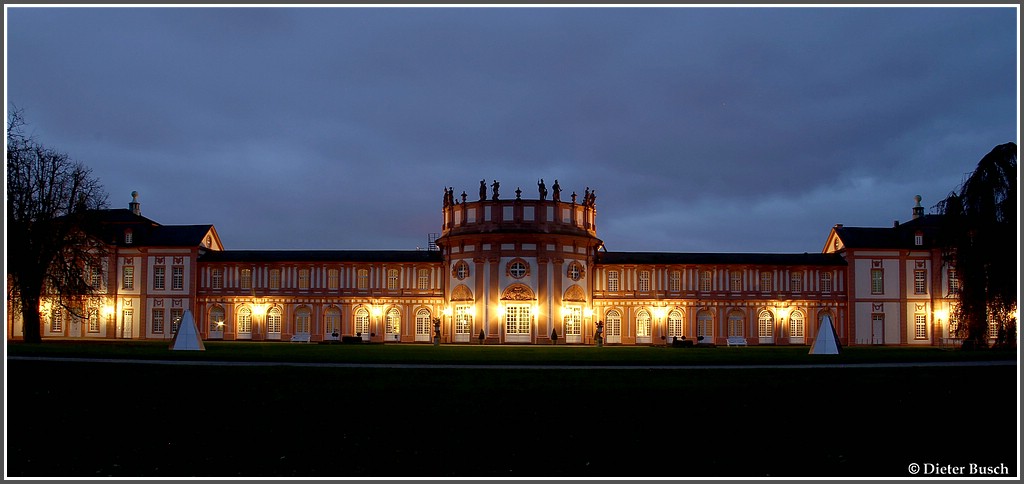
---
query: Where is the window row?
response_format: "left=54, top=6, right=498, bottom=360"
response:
left=208, top=267, right=435, bottom=291
left=600, top=308, right=812, bottom=341
left=603, top=269, right=836, bottom=293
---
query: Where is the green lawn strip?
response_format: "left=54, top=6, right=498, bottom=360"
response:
left=6, top=360, right=1017, bottom=477
left=6, top=340, right=1018, bottom=366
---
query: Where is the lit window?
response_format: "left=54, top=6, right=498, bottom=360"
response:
left=914, top=232, right=924, bottom=246
left=267, top=307, right=282, bottom=334
left=454, top=261, right=469, bottom=280
left=697, top=310, right=713, bottom=341
left=240, top=269, right=252, bottom=290
left=760, top=272, right=773, bottom=292
left=914, top=270, right=927, bottom=295
left=171, top=266, right=184, bottom=290
left=871, top=268, right=884, bottom=295
left=504, top=304, right=531, bottom=336
left=947, top=269, right=959, bottom=295
left=790, top=272, right=803, bottom=292
left=415, top=309, right=432, bottom=337
left=386, top=308, right=401, bottom=335
left=151, top=309, right=164, bottom=334
left=124, top=230, right=133, bottom=244
left=605, top=310, right=622, bottom=340
left=299, top=269, right=310, bottom=290
left=50, top=308, right=63, bottom=333
left=209, top=306, right=225, bottom=333
left=914, top=313, right=927, bottom=339
left=122, top=266, right=134, bottom=290
left=639, top=271, right=651, bottom=292
left=636, top=311, right=651, bottom=338
left=355, top=308, right=370, bottom=336
left=790, top=311, right=805, bottom=338
left=88, top=310, right=101, bottom=333
left=90, top=266, right=103, bottom=289
left=418, top=269, right=430, bottom=290
left=269, top=269, right=281, bottom=289
left=607, top=270, right=619, bottom=292
left=568, top=263, right=582, bottom=281
left=387, top=269, right=399, bottom=290
left=758, top=310, right=774, bottom=338
left=237, top=307, right=252, bottom=334
left=667, top=310, right=684, bottom=338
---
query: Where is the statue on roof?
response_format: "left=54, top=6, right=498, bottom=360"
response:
left=479, top=179, right=487, bottom=201
left=538, top=179, right=547, bottom=200
left=552, top=180, right=561, bottom=202
left=491, top=180, right=500, bottom=200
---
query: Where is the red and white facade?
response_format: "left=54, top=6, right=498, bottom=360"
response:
left=8, top=188, right=967, bottom=346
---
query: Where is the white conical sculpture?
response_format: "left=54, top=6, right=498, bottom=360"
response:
left=809, top=314, right=841, bottom=355
left=170, top=309, right=206, bottom=351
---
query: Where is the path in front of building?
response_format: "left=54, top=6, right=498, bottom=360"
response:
left=6, top=355, right=1017, bottom=370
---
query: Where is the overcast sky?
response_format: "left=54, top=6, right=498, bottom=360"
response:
left=5, top=5, right=1018, bottom=253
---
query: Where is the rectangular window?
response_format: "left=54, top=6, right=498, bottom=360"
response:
left=730, top=271, right=742, bottom=292
left=699, top=271, right=712, bottom=292
left=269, top=269, right=281, bottom=289
left=88, top=311, right=101, bottom=333
left=871, top=268, right=884, bottom=295
left=240, top=269, right=252, bottom=290
left=760, top=272, right=773, bottom=292
left=299, top=269, right=310, bottom=290
left=328, top=269, right=340, bottom=290
left=607, top=270, right=619, bottom=292
left=151, top=308, right=165, bottom=334
left=914, top=313, right=927, bottom=340
left=90, top=265, right=103, bottom=289
left=50, top=309, right=63, bottom=333
left=728, top=316, right=744, bottom=337
left=669, top=271, right=681, bottom=292
left=820, top=272, right=832, bottom=293
left=947, top=269, right=959, bottom=295
left=418, top=269, right=430, bottom=290
left=638, top=271, right=650, bottom=292
left=505, top=304, right=531, bottom=336
left=914, top=270, right=927, bottom=295
left=171, top=266, right=184, bottom=290
left=123, top=309, right=134, bottom=335
left=790, top=272, right=803, bottom=292
left=357, top=269, right=369, bottom=290
left=211, top=269, right=223, bottom=289
left=123, top=266, right=135, bottom=290
left=153, top=266, right=165, bottom=290
left=171, top=309, right=184, bottom=334
left=387, top=269, right=399, bottom=290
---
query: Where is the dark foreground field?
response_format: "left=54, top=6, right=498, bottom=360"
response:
left=5, top=352, right=1018, bottom=478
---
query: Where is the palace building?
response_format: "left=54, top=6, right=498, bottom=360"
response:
left=8, top=185, right=964, bottom=346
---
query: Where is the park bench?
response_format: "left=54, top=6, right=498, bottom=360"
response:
left=290, top=334, right=311, bottom=343
left=726, top=336, right=748, bottom=347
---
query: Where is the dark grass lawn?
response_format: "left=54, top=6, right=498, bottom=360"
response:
left=5, top=356, right=1018, bottom=478
left=6, top=339, right=1019, bottom=365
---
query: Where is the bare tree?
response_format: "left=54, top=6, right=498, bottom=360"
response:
left=937, top=142, right=1017, bottom=349
left=7, top=107, right=109, bottom=343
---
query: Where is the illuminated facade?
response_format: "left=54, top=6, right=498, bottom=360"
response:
left=8, top=187, right=964, bottom=346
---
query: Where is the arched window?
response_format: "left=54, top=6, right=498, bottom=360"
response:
left=209, top=306, right=225, bottom=333
left=355, top=308, right=370, bottom=337
left=758, top=310, right=774, bottom=338
left=268, top=307, right=282, bottom=335
left=697, top=310, right=713, bottom=342
left=728, top=310, right=745, bottom=337
left=325, top=307, right=341, bottom=337
left=667, top=310, right=684, bottom=338
left=295, top=307, right=311, bottom=334
left=636, top=310, right=651, bottom=341
left=237, top=307, right=252, bottom=335
left=415, top=309, right=432, bottom=340
left=790, top=310, right=805, bottom=339
left=386, top=308, right=401, bottom=335
left=605, top=310, right=622, bottom=343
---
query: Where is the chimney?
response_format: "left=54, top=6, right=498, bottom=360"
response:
left=129, top=191, right=141, bottom=216
left=912, top=195, right=924, bottom=219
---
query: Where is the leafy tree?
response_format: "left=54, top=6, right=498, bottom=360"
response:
left=937, top=142, right=1017, bottom=349
left=7, top=107, right=109, bottom=343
